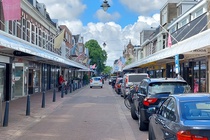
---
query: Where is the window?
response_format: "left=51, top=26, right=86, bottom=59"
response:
left=191, top=7, right=206, bottom=20
left=38, top=28, right=42, bottom=47
left=178, top=17, right=189, bottom=29
left=31, top=24, right=36, bottom=44
left=161, top=7, right=167, bottom=25
left=181, top=101, right=210, bottom=120
left=21, top=18, right=27, bottom=40
left=159, top=98, right=171, bottom=116
left=170, top=26, right=176, bottom=34
left=148, top=82, right=187, bottom=95
left=159, top=98, right=176, bottom=121
left=26, top=20, right=31, bottom=42
left=165, top=100, right=176, bottom=121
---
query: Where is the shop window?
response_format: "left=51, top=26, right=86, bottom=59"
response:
left=200, top=61, right=206, bottom=92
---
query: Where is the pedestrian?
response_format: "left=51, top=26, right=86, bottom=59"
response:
left=58, top=74, right=65, bottom=91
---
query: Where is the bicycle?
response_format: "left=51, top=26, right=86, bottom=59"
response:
left=124, top=84, right=138, bottom=110
left=124, top=94, right=131, bottom=110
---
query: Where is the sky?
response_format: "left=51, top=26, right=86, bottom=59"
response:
left=37, top=0, right=168, bottom=66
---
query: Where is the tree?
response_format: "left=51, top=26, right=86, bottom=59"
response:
left=103, top=66, right=112, bottom=75
left=85, top=39, right=107, bottom=75
left=125, top=57, right=132, bottom=65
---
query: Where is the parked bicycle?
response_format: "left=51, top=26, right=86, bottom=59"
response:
left=124, top=84, right=139, bottom=110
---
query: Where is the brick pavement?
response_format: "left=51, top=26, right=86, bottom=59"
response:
left=0, top=87, right=83, bottom=140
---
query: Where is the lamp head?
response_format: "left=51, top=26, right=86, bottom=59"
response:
left=100, top=0, right=110, bottom=11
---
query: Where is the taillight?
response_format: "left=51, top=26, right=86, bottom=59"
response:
left=177, top=131, right=208, bottom=140
left=143, top=98, right=158, bottom=106
left=90, top=79, right=93, bottom=83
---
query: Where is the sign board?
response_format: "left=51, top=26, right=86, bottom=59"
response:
left=13, top=51, right=33, bottom=56
left=175, top=54, right=180, bottom=74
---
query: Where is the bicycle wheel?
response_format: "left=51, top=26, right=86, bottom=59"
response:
left=124, top=97, right=131, bottom=110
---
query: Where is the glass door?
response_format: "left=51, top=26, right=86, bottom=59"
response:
left=14, top=67, right=23, bottom=97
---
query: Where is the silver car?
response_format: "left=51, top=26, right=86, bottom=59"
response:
left=90, top=77, right=103, bottom=88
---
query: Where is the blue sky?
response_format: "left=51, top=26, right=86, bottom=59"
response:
left=37, top=0, right=168, bottom=66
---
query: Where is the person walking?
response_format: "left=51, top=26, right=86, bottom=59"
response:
left=58, top=74, right=65, bottom=91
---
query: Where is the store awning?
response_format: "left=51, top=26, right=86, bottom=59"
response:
left=123, top=29, right=210, bottom=70
left=0, top=30, right=88, bottom=70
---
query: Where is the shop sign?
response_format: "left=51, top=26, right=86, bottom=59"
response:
left=186, top=49, right=207, bottom=54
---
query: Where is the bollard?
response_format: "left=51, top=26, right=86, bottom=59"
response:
left=26, top=95, right=30, bottom=116
left=41, top=91, right=45, bottom=108
left=3, top=101, right=9, bottom=127
left=53, top=87, right=56, bottom=102
left=69, top=84, right=72, bottom=93
left=71, top=84, right=73, bottom=93
left=65, top=86, right=67, bottom=95
left=61, top=84, right=64, bottom=98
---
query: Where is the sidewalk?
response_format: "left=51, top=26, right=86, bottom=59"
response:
left=0, top=87, right=83, bottom=140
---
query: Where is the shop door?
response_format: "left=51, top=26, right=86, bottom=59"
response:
left=28, top=69, right=33, bottom=94
left=0, top=64, right=6, bottom=101
left=14, top=67, right=23, bottom=97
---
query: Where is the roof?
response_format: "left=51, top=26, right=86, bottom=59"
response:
left=171, top=93, right=210, bottom=102
left=143, top=78, right=187, bottom=83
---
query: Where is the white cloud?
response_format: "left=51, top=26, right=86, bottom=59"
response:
left=59, top=20, right=85, bottom=35
left=37, top=0, right=161, bottom=66
left=119, top=0, right=168, bottom=15
left=37, top=0, right=86, bottom=20
left=95, top=9, right=121, bottom=22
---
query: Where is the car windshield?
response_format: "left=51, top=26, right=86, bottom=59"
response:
left=148, top=82, right=188, bottom=95
left=180, top=101, right=210, bottom=120
left=93, top=77, right=101, bottom=81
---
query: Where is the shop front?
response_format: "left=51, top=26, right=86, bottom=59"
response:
left=13, top=62, right=28, bottom=98
left=28, top=62, right=41, bottom=94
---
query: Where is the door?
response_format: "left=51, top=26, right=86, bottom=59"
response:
left=14, top=67, right=24, bottom=97
left=0, top=64, right=6, bottom=101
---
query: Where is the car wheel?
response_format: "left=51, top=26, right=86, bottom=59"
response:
left=138, top=109, right=148, bottom=131
left=131, top=103, right=138, bottom=120
left=101, top=86, right=103, bottom=88
left=90, top=86, right=92, bottom=88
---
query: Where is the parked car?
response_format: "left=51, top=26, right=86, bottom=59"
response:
left=90, top=77, right=103, bottom=88
left=109, top=76, right=117, bottom=85
left=121, top=73, right=148, bottom=97
left=148, top=93, right=210, bottom=140
left=131, top=77, right=190, bottom=131
left=114, top=77, right=123, bottom=94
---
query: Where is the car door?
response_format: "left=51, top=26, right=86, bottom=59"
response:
left=154, top=98, right=177, bottom=140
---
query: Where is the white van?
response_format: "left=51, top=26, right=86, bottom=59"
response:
left=121, top=73, right=148, bottom=97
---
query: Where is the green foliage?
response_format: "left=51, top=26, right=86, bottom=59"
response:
left=125, top=57, right=132, bottom=65
left=103, top=66, right=112, bottom=74
left=85, top=39, right=107, bottom=74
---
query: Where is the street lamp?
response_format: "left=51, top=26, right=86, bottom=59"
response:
left=100, top=0, right=110, bottom=11
left=103, top=42, right=106, bottom=48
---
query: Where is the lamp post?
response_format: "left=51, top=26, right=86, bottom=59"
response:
left=100, top=0, right=110, bottom=11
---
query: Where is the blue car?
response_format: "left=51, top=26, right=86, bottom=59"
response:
left=148, top=93, right=210, bottom=140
